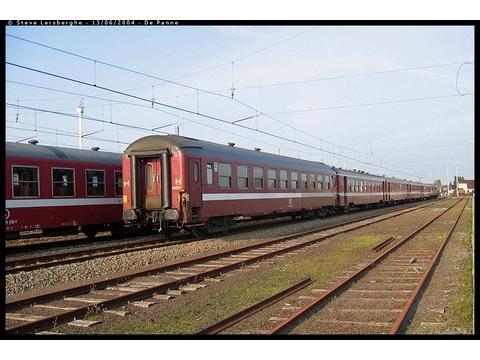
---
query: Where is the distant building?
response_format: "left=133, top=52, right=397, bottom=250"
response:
left=458, top=179, right=475, bottom=195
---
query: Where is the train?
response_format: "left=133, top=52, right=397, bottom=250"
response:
left=5, top=141, right=123, bottom=239
left=121, top=135, right=439, bottom=237
left=5, top=136, right=439, bottom=240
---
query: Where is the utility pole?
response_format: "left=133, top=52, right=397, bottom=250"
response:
left=77, top=99, right=84, bottom=149
left=455, top=161, right=459, bottom=197
left=447, top=168, right=450, bottom=195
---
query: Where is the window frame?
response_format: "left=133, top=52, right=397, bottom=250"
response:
left=237, top=165, right=249, bottom=189
left=51, top=167, right=76, bottom=198
left=268, top=168, right=277, bottom=189
left=309, top=173, right=316, bottom=190
left=219, top=162, right=232, bottom=188
left=280, top=169, right=288, bottom=190
left=325, top=175, right=331, bottom=190
left=114, top=170, right=123, bottom=197
left=145, top=162, right=154, bottom=192
left=206, top=162, right=214, bottom=185
left=291, top=171, right=298, bottom=190
left=12, top=165, right=40, bottom=198
left=193, top=161, right=200, bottom=183
left=301, top=173, right=308, bottom=190
left=318, top=174, right=324, bottom=190
left=85, top=168, right=106, bottom=197
left=253, top=166, right=264, bottom=189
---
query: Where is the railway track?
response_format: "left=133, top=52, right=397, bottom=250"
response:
left=5, top=199, right=442, bottom=274
left=5, top=198, right=446, bottom=335
left=198, top=197, right=467, bottom=335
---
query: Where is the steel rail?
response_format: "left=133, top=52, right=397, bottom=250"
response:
left=390, top=198, right=469, bottom=334
left=267, top=198, right=464, bottom=334
left=371, top=236, right=395, bottom=252
left=5, top=238, right=196, bottom=274
left=6, top=200, right=439, bottom=273
left=5, top=200, right=445, bottom=334
left=197, top=278, right=314, bottom=335
left=6, top=199, right=441, bottom=311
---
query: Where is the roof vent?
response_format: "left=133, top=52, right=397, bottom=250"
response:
left=91, top=146, right=100, bottom=151
left=254, top=147, right=261, bottom=152
left=28, top=139, right=38, bottom=145
left=228, top=142, right=235, bottom=147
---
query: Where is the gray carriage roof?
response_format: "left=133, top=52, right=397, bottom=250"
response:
left=125, top=135, right=335, bottom=174
left=334, top=167, right=432, bottom=186
left=6, top=142, right=122, bottom=165
left=333, top=168, right=386, bottom=181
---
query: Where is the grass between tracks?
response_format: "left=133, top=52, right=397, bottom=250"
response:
left=98, top=232, right=389, bottom=334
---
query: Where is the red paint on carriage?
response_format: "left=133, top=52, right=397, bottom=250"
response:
left=5, top=142, right=123, bottom=238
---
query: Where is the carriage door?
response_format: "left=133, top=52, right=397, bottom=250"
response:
left=384, top=181, right=390, bottom=202
left=189, top=159, right=202, bottom=208
left=343, top=176, right=348, bottom=207
left=143, top=158, right=162, bottom=209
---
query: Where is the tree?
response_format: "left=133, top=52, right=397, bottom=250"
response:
left=434, top=179, right=442, bottom=189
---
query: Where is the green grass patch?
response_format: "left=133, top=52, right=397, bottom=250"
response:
left=99, top=232, right=390, bottom=334
left=448, top=203, right=474, bottom=332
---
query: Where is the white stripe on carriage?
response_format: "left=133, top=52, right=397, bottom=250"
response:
left=6, top=198, right=122, bottom=208
left=344, top=192, right=384, bottom=196
left=202, top=192, right=337, bottom=201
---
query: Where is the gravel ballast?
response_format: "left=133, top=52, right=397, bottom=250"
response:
left=5, top=201, right=439, bottom=296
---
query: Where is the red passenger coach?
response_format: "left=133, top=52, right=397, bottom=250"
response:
left=335, top=169, right=386, bottom=209
left=5, top=142, right=123, bottom=239
left=122, top=135, right=337, bottom=236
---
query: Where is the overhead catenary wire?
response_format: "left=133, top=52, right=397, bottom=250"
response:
left=7, top=125, right=130, bottom=146
left=169, top=26, right=319, bottom=81
left=5, top=63, right=425, bottom=179
left=6, top=78, right=416, bottom=176
left=251, top=92, right=473, bottom=116
left=6, top=102, right=172, bottom=136
left=8, top=34, right=471, bottom=163
left=6, top=33, right=371, bottom=157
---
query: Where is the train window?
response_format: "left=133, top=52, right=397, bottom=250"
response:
left=280, top=170, right=288, bottom=189
left=206, top=163, right=214, bottom=185
left=86, top=170, right=105, bottom=196
left=301, top=173, right=307, bottom=189
left=360, top=181, right=363, bottom=192
left=12, top=166, right=39, bottom=197
left=254, top=167, right=264, bottom=189
left=219, top=163, right=232, bottom=188
left=114, top=171, right=122, bottom=197
left=52, top=168, right=75, bottom=197
left=193, top=162, right=200, bottom=183
left=237, top=165, right=249, bottom=189
left=309, top=174, right=316, bottom=189
left=317, top=174, right=323, bottom=190
left=145, top=163, right=153, bottom=192
left=268, top=169, right=277, bottom=189
left=355, top=179, right=360, bottom=192
left=325, top=175, right=330, bottom=190
left=291, top=172, right=298, bottom=189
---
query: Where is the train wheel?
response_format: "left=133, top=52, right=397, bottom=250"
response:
left=82, top=226, right=98, bottom=239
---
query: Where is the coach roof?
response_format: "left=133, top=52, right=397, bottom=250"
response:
left=125, top=135, right=335, bottom=173
left=6, top=142, right=122, bottom=164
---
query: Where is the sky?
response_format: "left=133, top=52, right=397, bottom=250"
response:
left=5, top=25, right=475, bottom=184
